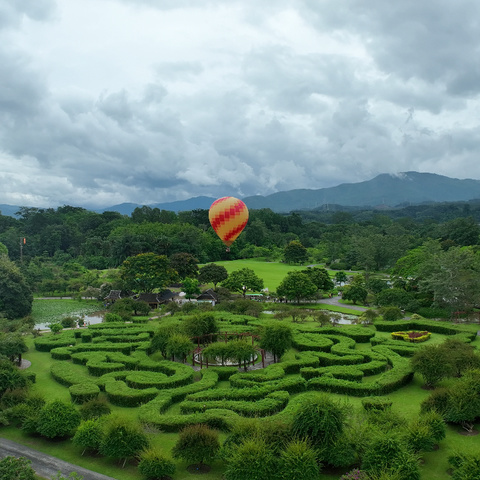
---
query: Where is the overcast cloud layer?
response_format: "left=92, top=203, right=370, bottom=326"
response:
left=2, top=0, right=480, bottom=209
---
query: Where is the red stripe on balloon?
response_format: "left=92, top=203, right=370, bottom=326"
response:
left=224, top=219, right=248, bottom=244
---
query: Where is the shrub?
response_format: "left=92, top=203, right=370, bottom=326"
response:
left=292, top=393, right=346, bottom=449
left=61, top=316, right=77, bottom=329
left=224, top=438, right=278, bottom=480
left=138, top=447, right=176, bottom=479
left=104, top=313, right=123, bottom=323
left=72, top=419, right=105, bottom=455
left=278, top=439, right=320, bottom=480
left=448, top=453, right=480, bottom=480
left=172, top=424, right=220, bottom=466
left=0, top=456, right=35, bottom=480
left=99, top=414, right=150, bottom=467
left=380, top=307, right=403, bottom=322
left=36, top=400, right=81, bottom=439
left=79, top=397, right=111, bottom=420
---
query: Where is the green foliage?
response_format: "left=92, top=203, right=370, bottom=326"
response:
left=361, top=433, right=420, bottom=480
left=0, top=255, right=33, bottom=319
left=138, top=447, right=176, bottom=479
left=172, top=423, right=220, bottom=465
left=284, top=240, right=308, bottom=264
left=120, top=253, right=178, bottom=293
left=198, top=263, right=228, bottom=289
left=99, top=414, right=150, bottom=464
left=302, top=266, right=334, bottom=291
left=342, top=284, right=368, bottom=305
left=381, top=306, right=404, bottom=322
left=166, top=333, right=193, bottom=362
left=49, top=323, right=63, bottom=334
left=292, top=393, right=346, bottom=448
left=69, top=382, right=100, bottom=404
left=221, top=268, right=264, bottom=296
left=278, top=439, right=320, bottom=480
left=411, top=344, right=456, bottom=388
left=448, top=453, right=480, bottom=480
left=170, top=252, right=199, bottom=280
left=182, top=312, right=218, bottom=339
left=79, top=397, right=111, bottom=420
left=72, top=419, right=105, bottom=454
left=259, top=321, right=293, bottom=362
left=0, top=456, right=35, bottom=480
left=36, top=400, right=81, bottom=439
left=224, top=438, right=278, bottom=480
left=277, top=271, right=317, bottom=304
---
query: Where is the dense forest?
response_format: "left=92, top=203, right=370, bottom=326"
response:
left=1, top=201, right=480, bottom=320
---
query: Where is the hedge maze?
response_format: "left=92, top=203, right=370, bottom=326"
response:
left=35, top=318, right=477, bottom=432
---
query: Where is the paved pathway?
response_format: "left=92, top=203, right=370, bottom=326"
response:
left=318, top=295, right=368, bottom=312
left=0, top=438, right=117, bottom=480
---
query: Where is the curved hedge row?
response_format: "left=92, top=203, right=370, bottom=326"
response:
left=292, top=333, right=334, bottom=352
left=69, top=382, right=100, bottom=404
left=35, top=333, right=76, bottom=352
left=104, top=380, right=159, bottom=407
left=297, top=325, right=376, bottom=343
left=50, top=362, right=92, bottom=387
left=180, top=391, right=290, bottom=417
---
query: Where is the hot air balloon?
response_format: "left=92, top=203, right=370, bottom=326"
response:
left=209, top=197, right=249, bottom=251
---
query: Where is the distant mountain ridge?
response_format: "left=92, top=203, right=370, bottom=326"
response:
left=2, top=172, right=480, bottom=217
left=242, top=172, right=480, bottom=212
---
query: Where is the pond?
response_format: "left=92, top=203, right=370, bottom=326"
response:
left=35, top=312, right=105, bottom=331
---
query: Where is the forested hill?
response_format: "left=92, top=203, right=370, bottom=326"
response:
left=242, top=172, right=480, bottom=212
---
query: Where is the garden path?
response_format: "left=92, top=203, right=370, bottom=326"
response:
left=0, top=438, right=117, bottom=480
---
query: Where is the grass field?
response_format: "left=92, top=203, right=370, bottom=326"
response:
left=201, top=258, right=325, bottom=291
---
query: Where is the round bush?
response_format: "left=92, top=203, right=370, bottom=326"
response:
left=138, top=447, right=176, bottom=479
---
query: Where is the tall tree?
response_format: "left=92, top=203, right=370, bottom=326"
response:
left=120, top=253, right=178, bottom=293
left=277, top=271, right=317, bottom=304
left=259, top=322, right=293, bottom=362
left=222, top=268, right=264, bottom=297
left=0, top=256, right=33, bottom=319
left=198, top=263, right=228, bottom=290
left=169, top=252, right=199, bottom=280
left=419, top=246, right=480, bottom=313
left=284, top=240, right=308, bottom=264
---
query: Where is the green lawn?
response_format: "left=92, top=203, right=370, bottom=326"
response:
left=201, top=258, right=316, bottom=291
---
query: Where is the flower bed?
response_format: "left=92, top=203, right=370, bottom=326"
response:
left=391, top=330, right=431, bottom=343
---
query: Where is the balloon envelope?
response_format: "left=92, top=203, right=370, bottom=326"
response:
left=209, top=197, right=249, bottom=247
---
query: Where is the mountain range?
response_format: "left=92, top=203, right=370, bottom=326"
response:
left=2, top=172, right=480, bottom=217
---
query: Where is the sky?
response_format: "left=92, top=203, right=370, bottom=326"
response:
left=2, top=0, right=480, bottom=209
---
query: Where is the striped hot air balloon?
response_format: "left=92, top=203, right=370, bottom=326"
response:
left=209, top=197, right=249, bottom=249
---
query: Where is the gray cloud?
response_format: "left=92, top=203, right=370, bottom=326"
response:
left=1, top=0, right=480, bottom=208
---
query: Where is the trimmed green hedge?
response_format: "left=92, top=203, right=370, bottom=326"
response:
left=50, top=362, right=92, bottom=387
left=69, top=382, right=100, bottom=403
left=306, top=346, right=413, bottom=396
left=180, top=391, right=289, bottom=417
left=104, top=380, right=158, bottom=407
left=292, top=333, right=334, bottom=352
left=35, top=333, right=76, bottom=352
